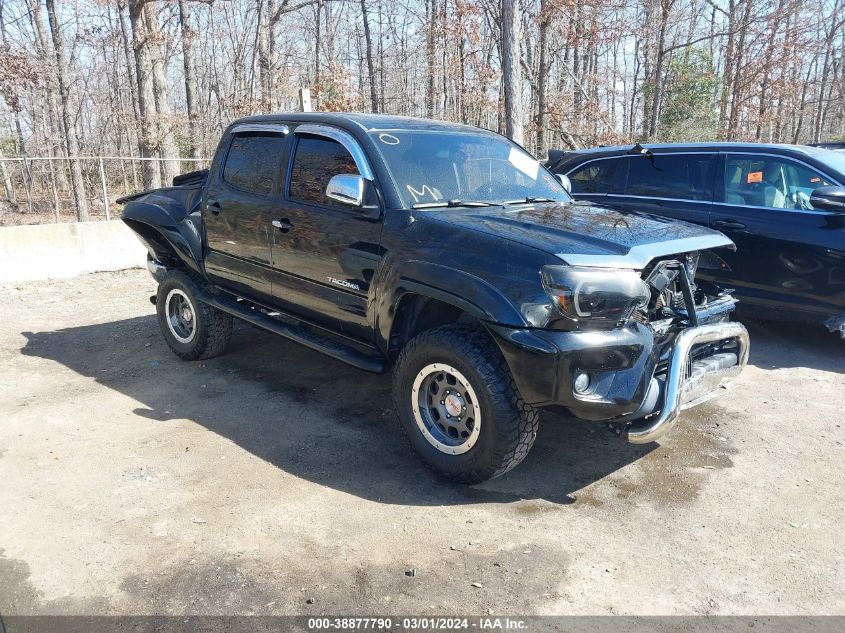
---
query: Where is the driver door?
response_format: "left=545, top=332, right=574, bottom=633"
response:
left=709, top=152, right=845, bottom=317
left=268, top=126, right=384, bottom=341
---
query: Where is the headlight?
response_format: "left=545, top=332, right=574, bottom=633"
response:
left=541, top=265, right=650, bottom=329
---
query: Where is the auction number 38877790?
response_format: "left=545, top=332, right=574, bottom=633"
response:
left=306, top=617, right=474, bottom=630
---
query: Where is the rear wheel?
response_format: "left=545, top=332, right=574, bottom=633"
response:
left=156, top=270, right=233, bottom=360
left=393, top=324, right=539, bottom=483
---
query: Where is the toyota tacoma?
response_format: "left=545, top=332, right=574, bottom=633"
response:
left=119, top=113, right=749, bottom=483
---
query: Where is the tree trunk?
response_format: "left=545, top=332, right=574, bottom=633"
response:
left=534, top=0, right=550, bottom=157
left=144, top=3, right=180, bottom=185
left=179, top=0, right=200, bottom=157
left=425, top=0, right=437, bottom=117
left=718, top=0, right=737, bottom=138
left=813, top=1, right=843, bottom=142
left=45, top=0, right=89, bottom=221
left=726, top=0, right=752, bottom=139
left=0, top=147, right=16, bottom=205
left=501, top=0, right=523, bottom=144
left=27, top=0, right=67, bottom=195
left=257, top=0, right=278, bottom=114
left=646, top=0, right=674, bottom=140
left=314, top=0, right=321, bottom=109
left=755, top=0, right=786, bottom=141
left=360, top=0, right=379, bottom=113
left=127, top=0, right=161, bottom=189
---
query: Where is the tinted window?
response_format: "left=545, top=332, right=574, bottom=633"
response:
left=568, top=158, right=624, bottom=194
left=724, top=154, right=835, bottom=210
left=625, top=153, right=714, bottom=201
left=222, top=132, right=286, bottom=194
left=289, top=135, right=359, bottom=208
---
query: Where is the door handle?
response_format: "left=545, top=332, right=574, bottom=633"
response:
left=713, top=219, right=747, bottom=231
left=208, top=199, right=222, bottom=215
left=272, top=218, right=293, bottom=233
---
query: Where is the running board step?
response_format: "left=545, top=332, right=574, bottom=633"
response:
left=198, top=291, right=386, bottom=374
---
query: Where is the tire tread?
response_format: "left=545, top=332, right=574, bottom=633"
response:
left=393, top=323, right=538, bottom=483
left=157, top=270, right=233, bottom=361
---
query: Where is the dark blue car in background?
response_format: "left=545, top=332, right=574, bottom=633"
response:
left=548, top=143, right=845, bottom=336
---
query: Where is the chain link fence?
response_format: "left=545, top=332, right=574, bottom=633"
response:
left=0, top=156, right=210, bottom=226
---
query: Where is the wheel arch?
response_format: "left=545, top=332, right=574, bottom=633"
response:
left=376, top=261, right=529, bottom=356
left=387, top=291, right=480, bottom=359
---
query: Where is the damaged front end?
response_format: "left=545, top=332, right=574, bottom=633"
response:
left=623, top=253, right=749, bottom=442
left=489, top=250, right=749, bottom=444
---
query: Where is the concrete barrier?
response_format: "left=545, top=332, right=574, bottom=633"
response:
left=0, top=220, right=147, bottom=283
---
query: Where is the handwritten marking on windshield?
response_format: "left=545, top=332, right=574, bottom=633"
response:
left=407, top=184, right=441, bottom=203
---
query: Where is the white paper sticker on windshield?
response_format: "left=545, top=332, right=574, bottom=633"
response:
left=508, top=147, right=540, bottom=180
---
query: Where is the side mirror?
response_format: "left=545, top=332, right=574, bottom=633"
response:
left=326, top=174, right=365, bottom=207
left=556, top=173, right=572, bottom=193
left=810, top=185, right=845, bottom=213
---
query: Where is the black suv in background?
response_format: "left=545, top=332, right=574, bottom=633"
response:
left=548, top=143, right=845, bottom=336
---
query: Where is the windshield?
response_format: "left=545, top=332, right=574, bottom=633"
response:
left=368, top=130, right=570, bottom=208
left=809, top=147, right=845, bottom=181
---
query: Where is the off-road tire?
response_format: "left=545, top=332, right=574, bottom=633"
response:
left=393, top=324, right=539, bottom=483
left=156, top=270, right=233, bottom=361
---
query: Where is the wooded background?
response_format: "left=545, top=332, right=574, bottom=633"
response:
left=0, top=0, right=844, bottom=222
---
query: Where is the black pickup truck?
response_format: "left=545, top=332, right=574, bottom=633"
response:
left=120, top=113, right=749, bottom=483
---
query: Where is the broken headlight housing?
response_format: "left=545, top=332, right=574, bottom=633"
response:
left=541, top=265, right=650, bottom=330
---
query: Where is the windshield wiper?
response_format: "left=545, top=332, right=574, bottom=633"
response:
left=412, top=199, right=495, bottom=209
left=504, top=197, right=557, bottom=205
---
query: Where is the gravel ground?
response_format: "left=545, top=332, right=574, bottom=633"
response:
left=0, top=269, right=843, bottom=616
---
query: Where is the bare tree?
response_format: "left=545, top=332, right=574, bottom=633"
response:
left=44, top=0, right=89, bottom=221
left=501, top=0, right=523, bottom=143
left=3, top=0, right=845, bottom=223
left=127, top=0, right=161, bottom=189
left=179, top=0, right=200, bottom=157
left=144, top=4, right=180, bottom=184
left=360, top=0, right=379, bottom=112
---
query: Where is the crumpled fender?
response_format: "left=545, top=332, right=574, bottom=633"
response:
left=121, top=187, right=205, bottom=278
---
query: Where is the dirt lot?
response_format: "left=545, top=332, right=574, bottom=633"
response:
left=1, top=269, right=843, bottom=616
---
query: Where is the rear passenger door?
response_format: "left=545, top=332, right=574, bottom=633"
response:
left=203, top=126, right=290, bottom=303
left=611, top=152, right=716, bottom=227
left=708, top=153, right=845, bottom=317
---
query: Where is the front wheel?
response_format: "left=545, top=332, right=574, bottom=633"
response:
left=156, top=270, right=233, bottom=361
left=392, top=324, right=539, bottom=483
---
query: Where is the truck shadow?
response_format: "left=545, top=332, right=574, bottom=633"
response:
left=21, top=316, right=654, bottom=506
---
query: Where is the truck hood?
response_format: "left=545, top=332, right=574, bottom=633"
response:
left=421, top=201, right=734, bottom=270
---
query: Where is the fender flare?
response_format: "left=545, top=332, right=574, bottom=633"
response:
left=376, top=260, right=528, bottom=352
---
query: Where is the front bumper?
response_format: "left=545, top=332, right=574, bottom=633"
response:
left=487, top=320, right=749, bottom=444
left=626, top=321, right=749, bottom=444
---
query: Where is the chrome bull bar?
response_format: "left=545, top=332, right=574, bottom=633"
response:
left=626, top=321, right=750, bottom=444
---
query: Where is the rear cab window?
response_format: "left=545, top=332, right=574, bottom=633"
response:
left=222, top=132, right=288, bottom=194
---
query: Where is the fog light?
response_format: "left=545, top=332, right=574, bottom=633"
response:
left=574, top=372, right=591, bottom=394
